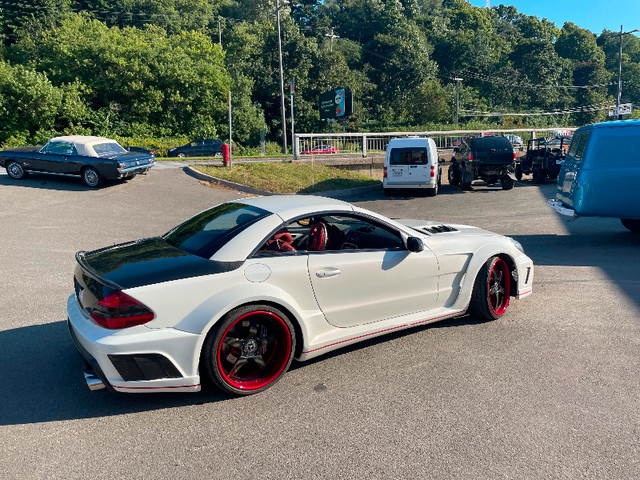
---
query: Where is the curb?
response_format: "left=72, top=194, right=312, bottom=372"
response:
left=184, top=165, right=382, bottom=198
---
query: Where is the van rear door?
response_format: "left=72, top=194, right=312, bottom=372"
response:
left=387, top=147, right=430, bottom=185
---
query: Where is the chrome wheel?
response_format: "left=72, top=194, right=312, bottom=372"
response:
left=82, top=167, right=101, bottom=187
left=6, top=161, right=25, bottom=179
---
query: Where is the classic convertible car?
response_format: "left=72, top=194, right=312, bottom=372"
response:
left=67, top=195, right=534, bottom=396
left=1, top=135, right=155, bottom=187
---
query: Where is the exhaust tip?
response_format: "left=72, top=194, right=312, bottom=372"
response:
left=84, top=371, right=105, bottom=391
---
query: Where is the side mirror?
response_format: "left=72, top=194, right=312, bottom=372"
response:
left=407, top=237, right=424, bottom=253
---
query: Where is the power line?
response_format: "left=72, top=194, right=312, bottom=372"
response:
left=462, top=102, right=611, bottom=117
left=457, top=68, right=617, bottom=90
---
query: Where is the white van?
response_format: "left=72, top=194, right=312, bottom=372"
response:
left=383, top=137, right=441, bottom=196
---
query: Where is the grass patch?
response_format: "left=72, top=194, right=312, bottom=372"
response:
left=195, top=162, right=380, bottom=193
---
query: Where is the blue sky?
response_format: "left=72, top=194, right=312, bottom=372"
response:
left=470, top=0, right=640, bottom=35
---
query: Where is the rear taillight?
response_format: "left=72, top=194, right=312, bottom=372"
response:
left=90, top=291, right=154, bottom=329
left=430, top=165, right=435, bottom=177
left=513, top=152, right=517, bottom=161
left=468, top=154, right=473, bottom=161
left=383, top=166, right=387, bottom=178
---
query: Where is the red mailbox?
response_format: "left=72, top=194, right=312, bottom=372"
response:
left=221, top=143, right=230, bottom=166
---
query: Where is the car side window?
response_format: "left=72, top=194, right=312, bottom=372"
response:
left=42, top=142, right=75, bottom=155
left=574, top=132, right=591, bottom=163
left=566, top=133, right=580, bottom=160
left=255, top=214, right=404, bottom=256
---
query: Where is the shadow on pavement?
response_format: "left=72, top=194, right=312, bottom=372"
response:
left=0, top=321, right=227, bottom=426
left=0, top=172, right=126, bottom=191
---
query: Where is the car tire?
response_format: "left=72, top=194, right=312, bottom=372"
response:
left=469, top=256, right=511, bottom=321
left=5, top=160, right=27, bottom=180
left=448, top=164, right=460, bottom=186
left=177, top=153, right=187, bottom=158
left=621, top=218, right=640, bottom=233
left=532, top=165, right=544, bottom=184
left=426, top=181, right=438, bottom=197
left=500, top=175, right=515, bottom=190
left=515, top=164, right=523, bottom=181
left=202, top=304, right=296, bottom=396
left=81, top=167, right=102, bottom=188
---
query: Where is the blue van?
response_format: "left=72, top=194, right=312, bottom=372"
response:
left=548, top=120, right=640, bottom=232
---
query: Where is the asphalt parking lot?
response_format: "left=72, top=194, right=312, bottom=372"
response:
left=1, top=166, right=638, bottom=479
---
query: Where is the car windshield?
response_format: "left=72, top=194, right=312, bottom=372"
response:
left=164, top=203, right=272, bottom=258
left=93, top=142, right=126, bottom=157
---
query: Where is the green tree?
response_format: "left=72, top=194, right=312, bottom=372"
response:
left=0, top=61, right=65, bottom=144
left=556, top=22, right=605, bottom=65
left=76, top=0, right=225, bottom=33
left=9, top=13, right=240, bottom=138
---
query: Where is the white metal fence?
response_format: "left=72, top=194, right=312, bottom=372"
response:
left=294, top=128, right=577, bottom=159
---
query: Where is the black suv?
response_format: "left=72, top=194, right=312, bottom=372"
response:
left=448, top=136, right=516, bottom=190
left=168, top=139, right=223, bottom=158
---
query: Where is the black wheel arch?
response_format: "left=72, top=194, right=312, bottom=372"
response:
left=470, top=253, right=518, bottom=300
left=498, top=253, right=518, bottom=298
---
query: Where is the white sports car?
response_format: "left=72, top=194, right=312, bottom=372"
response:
left=67, top=195, right=533, bottom=395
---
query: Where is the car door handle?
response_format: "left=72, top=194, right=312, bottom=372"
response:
left=316, top=268, right=341, bottom=278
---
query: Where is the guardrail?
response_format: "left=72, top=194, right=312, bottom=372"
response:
left=294, top=128, right=577, bottom=159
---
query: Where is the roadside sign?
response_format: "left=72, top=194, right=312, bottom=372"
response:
left=609, top=103, right=633, bottom=116
left=319, top=87, right=353, bottom=120
left=619, top=103, right=633, bottom=115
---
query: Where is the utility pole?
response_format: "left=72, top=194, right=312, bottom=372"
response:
left=454, top=77, right=463, bottom=127
left=617, top=25, right=623, bottom=120
left=325, top=28, right=339, bottom=52
left=276, top=0, right=288, bottom=154
left=611, top=26, right=640, bottom=120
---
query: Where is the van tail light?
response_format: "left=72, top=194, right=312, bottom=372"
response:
left=513, top=152, right=517, bottom=161
left=430, top=165, right=435, bottom=177
left=90, top=291, right=154, bottom=329
left=383, top=166, right=387, bottom=178
left=468, top=154, right=473, bottom=161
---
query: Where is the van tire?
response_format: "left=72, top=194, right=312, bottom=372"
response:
left=621, top=218, right=640, bottom=233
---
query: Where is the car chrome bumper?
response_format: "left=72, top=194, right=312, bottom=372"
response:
left=547, top=198, right=576, bottom=217
left=117, top=163, right=154, bottom=175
